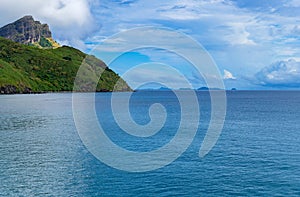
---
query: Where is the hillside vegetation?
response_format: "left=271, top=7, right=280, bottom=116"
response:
left=0, top=37, right=131, bottom=93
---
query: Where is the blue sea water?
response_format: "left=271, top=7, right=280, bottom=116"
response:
left=0, top=91, right=300, bottom=196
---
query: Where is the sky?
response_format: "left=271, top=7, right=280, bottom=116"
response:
left=0, top=0, right=300, bottom=89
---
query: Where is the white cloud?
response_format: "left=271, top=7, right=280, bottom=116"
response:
left=223, top=69, right=236, bottom=80
left=284, top=0, right=300, bottom=7
left=92, top=27, right=207, bottom=54
left=92, top=0, right=274, bottom=49
left=255, top=59, right=300, bottom=87
left=0, top=0, right=96, bottom=50
left=224, top=22, right=256, bottom=45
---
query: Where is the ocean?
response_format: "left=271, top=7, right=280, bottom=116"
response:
left=0, top=91, right=299, bottom=196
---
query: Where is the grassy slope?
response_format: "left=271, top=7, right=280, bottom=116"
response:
left=0, top=37, right=131, bottom=93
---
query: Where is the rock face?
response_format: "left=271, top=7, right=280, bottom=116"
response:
left=0, top=16, right=54, bottom=47
left=0, top=85, right=32, bottom=94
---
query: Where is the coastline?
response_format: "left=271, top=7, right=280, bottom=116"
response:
left=0, top=86, right=133, bottom=95
left=2, top=88, right=299, bottom=95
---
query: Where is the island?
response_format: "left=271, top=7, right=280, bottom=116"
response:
left=0, top=16, right=131, bottom=94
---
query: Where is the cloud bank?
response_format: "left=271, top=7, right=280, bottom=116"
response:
left=255, top=59, right=300, bottom=87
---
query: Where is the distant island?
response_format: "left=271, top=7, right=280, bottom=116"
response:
left=198, top=87, right=223, bottom=91
left=0, top=16, right=131, bottom=94
left=135, top=86, right=227, bottom=91
left=198, top=87, right=209, bottom=91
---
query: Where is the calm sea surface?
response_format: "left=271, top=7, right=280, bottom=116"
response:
left=0, top=91, right=300, bottom=196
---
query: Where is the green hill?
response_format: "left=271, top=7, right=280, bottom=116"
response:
left=0, top=37, right=131, bottom=94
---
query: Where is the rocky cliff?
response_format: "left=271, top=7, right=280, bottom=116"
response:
left=0, top=16, right=59, bottom=48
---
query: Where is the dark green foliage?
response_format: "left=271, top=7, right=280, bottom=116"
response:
left=39, top=37, right=53, bottom=48
left=0, top=37, right=132, bottom=93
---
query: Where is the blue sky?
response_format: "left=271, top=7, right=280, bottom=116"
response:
left=1, top=0, right=300, bottom=89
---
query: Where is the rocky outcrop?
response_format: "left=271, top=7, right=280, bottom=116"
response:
left=0, top=15, right=54, bottom=47
left=0, top=85, right=32, bottom=94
